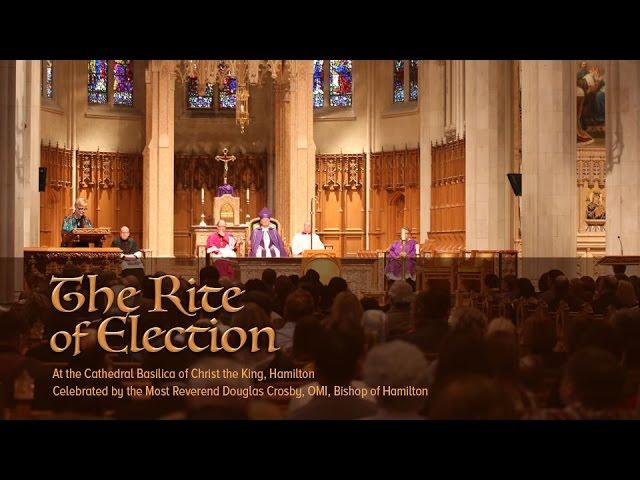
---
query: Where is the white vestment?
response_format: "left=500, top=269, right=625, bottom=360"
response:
left=291, top=232, right=325, bottom=256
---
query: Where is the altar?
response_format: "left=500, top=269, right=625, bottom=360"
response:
left=231, top=257, right=385, bottom=299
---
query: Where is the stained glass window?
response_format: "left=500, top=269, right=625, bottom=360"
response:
left=219, top=75, right=237, bottom=109
left=393, top=60, right=405, bottom=103
left=313, top=60, right=324, bottom=108
left=329, top=60, right=352, bottom=107
left=88, top=60, right=108, bottom=104
left=44, top=60, right=53, bottom=99
left=187, top=77, right=214, bottom=109
left=113, top=60, right=134, bottom=106
left=409, top=60, right=419, bottom=101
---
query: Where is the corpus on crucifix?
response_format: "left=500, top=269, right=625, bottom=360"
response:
left=215, top=148, right=236, bottom=196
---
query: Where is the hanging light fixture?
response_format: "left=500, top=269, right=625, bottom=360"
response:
left=174, top=60, right=293, bottom=134
left=236, top=84, right=249, bottom=133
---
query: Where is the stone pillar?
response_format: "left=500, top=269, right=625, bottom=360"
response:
left=465, top=60, right=512, bottom=250
left=605, top=61, right=640, bottom=258
left=274, top=60, right=316, bottom=245
left=0, top=60, right=41, bottom=303
left=520, top=61, right=576, bottom=277
left=445, top=60, right=465, bottom=138
left=143, top=60, right=175, bottom=258
left=419, top=60, right=445, bottom=243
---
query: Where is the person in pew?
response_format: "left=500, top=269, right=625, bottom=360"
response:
left=291, top=222, right=325, bottom=256
left=111, top=226, right=145, bottom=284
left=61, top=197, right=93, bottom=246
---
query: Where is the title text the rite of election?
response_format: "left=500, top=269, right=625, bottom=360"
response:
left=47, top=274, right=279, bottom=355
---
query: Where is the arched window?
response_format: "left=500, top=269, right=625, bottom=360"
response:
left=113, top=60, right=134, bottom=106
left=313, top=59, right=353, bottom=109
left=393, top=60, right=419, bottom=103
left=88, top=60, right=134, bottom=107
left=88, top=60, right=108, bottom=104
left=186, top=75, right=237, bottom=111
left=42, top=60, right=53, bottom=99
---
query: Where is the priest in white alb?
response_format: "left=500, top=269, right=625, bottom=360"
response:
left=291, top=222, right=325, bottom=256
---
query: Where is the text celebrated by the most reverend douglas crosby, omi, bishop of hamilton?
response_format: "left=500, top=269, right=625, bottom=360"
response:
left=46, top=274, right=279, bottom=355
left=49, top=366, right=428, bottom=400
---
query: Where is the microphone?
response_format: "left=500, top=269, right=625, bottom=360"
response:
left=618, top=235, right=624, bottom=256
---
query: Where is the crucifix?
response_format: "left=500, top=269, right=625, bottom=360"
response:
left=215, top=148, right=236, bottom=184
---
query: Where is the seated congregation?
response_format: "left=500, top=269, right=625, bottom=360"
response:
left=2, top=264, right=640, bottom=420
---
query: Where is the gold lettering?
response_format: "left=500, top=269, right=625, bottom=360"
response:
left=165, top=327, right=186, bottom=352
left=142, top=327, right=165, bottom=352
left=221, top=287, right=245, bottom=313
left=198, top=285, right=225, bottom=313
left=50, top=275, right=85, bottom=313
left=184, top=324, right=210, bottom=352
left=150, top=275, right=195, bottom=317
left=87, top=274, right=115, bottom=313
left=50, top=330, right=72, bottom=352
left=221, top=327, right=247, bottom=352
left=249, top=326, right=279, bottom=353
left=117, top=286, right=141, bottom=314
left=97, top=316, right=128, bottom=354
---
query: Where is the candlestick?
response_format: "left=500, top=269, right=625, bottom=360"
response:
left=199, top=187, right=207, bottom=227
left=245, top=188, right=250, bottom=220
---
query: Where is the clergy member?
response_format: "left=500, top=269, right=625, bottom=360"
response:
left=249, top=208, right=288, bottom=257
left=384, top=227, right=417, bottom=287
left=61, top=197, right=94, bottom=246
left=206, top=219, right=237, bottom=258
left=291, top=222, right=325, bottom=256
left=111, top=225, right=144, bottom=282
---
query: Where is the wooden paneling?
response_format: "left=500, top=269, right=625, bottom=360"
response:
left=315, top=153, right=366, bottom=257
left=428, top=137, right=465, bottom=251
left=369, top=148, right=420, bottom=251
left=173, top=152, right=267, bottom=257
left=39, top=144, right=142, bottom=248
left=39, top=143, right=73, bottom=247
left=76, top=149, right=143, bottom=247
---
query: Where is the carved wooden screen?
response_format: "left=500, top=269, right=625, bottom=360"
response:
left=315, top=153, right=366, bottom=257
left=76, top=149, right=143, bottom=248
left=369, top=148, right=420, bottom=251
left=40, top=143, right=73, bottom=247
left=173, top=152, right=267, bottom=257
left=429, top=137, right=465, bottom=250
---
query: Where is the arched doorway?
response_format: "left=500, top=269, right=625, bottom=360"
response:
left=387, top=192, right=406, bottom=247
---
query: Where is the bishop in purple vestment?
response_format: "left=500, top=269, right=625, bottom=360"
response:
left=249, top=208, right=288, bottom=257
left=385, top=227, right=417, bottom=281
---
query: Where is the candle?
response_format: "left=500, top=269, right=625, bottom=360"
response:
left=246, top=188, right=250, bottom=202
left=201, top=187, right=205, bottom=203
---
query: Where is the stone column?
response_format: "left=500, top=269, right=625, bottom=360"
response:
left=419, top=60, right=445, bottom=243
left=444, top=60, right=466, bottom=139
left=520, top=60, right=576, bottom=277
left=465, top=60, right=512, bottom=250
left=143, top=60, right=175, bottom=258
left=605, top=61, right=640, bottom=258
left=0, top=60, right=41, bottom=303
left=274, top=60, right=316, bottom=245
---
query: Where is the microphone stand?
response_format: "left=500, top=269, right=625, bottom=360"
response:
left=618, top=235, right=624, bottom=256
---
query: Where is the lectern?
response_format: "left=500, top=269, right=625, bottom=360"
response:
left=61, top=227, right=110, bottom=247
left=597, top=256, right=640, bottom=275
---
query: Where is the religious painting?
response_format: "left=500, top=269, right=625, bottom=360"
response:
left=586, top=188, right=605, bottom=221
left=577, top=61, right=605, bottom=146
